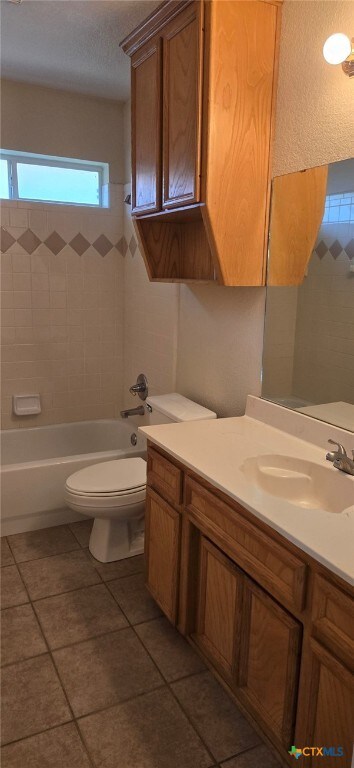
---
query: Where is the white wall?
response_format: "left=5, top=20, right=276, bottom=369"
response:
left=176, top=0, right=354, bottom=416
left=1, top=80, right=125, bottom=183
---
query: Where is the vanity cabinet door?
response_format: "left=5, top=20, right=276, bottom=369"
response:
left=131, top=38, right=162, bottom=215
left=145, top=487, right=181, bottom=624
left=237, top=578, right=302, bottom=749
left=162, top=2, right=203, bottom=208
left=296, top=639, right=354, bottom=768
left=193, top=537, right=242, bottom=682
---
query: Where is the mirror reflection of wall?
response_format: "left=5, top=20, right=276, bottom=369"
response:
left=263, top=158, right=354, bottom=432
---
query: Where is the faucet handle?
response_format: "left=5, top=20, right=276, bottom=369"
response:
left=327, top=439, right=346, bottom=456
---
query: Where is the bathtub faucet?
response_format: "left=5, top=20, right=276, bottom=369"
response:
left=120, top=406, right=145, bottom=419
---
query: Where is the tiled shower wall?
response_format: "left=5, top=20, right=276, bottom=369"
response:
left=0, top=189, right=126, bottom=428
left=293, top=221, right=354, bottom=404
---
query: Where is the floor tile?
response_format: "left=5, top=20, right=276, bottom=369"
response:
left=34, top=583, right=128, bottom=649
left=171, top=672, right=260, bottom=763
left=78, top=687, right=213, bottom=768
left=8, top=525, right=80, bottom=563
left=1, top=654, right=71, bottom=745
left=18, top=550, right=100, bottom=600
left=1, top=565, right=29, bottom=609
left=220, top=744, right=282, bottom=767
left=108, top=572, right=161, bottom=624
left=89, top=552, right=145, bottom=581
left=1, top=604, right=47, bottom=666
left=1, top=723, right=92, bottom=768
left=1, top=538, right=14, bottom=567
left=135, top=617, right=205, bottom=682
left=53, top=627, right=163, bottom=717
left=69, top=520, right=93, bottom=548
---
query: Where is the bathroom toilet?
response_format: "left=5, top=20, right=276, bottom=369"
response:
left=64, top=394, right=216, bottom=563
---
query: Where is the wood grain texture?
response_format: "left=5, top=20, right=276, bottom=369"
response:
left=238, top=579, right=301, bottom=747
left=147, top=447, right=183, bottom=508
left=268, top=165, right=328, bottom=286
left=298, top=639, right=354, bottom=768
left=194, top=537, right=241, bottom=679
left=185, top=475, right=307, bottom=612
left=131, top=39, right=162, bottom=214
left=203, top=0, right=279, bottom=285
left=145, top=487, right=181, bottom=623
left=135, top=213, right=215, bottom=281
left=145, top=445, right=354, bottom=767
left=121, top=0, right=193, bottom=56
left=311, top=575, right=354, bottom=672
left=163, top=3, right=203, bottom=207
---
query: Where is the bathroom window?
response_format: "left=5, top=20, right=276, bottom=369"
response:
left=322, top=192, right=354, bottom=224
left=0, top=151, right=107, bottom=207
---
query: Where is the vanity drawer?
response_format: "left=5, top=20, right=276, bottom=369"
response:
left=147, top=447, right=183, bottom=507
left=185, top=477, right=307, bottom=612
left=311, top=575, right=354, bottom=671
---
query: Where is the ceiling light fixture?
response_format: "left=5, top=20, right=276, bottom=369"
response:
left=323, top=33, right=354, bottom=77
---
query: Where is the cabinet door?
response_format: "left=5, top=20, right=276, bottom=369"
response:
left=131, top=39, right=162, bottom=214
left=298, top=639, right=354, bottom=767
left=238, top=579, right=302, bottom=748
left=193, top=537, right=242, bottom=681
left=162, top=3, right=203, bottom=208
left=145, top=488, right=181, bottom=624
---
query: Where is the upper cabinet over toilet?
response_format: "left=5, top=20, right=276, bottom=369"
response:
left=121, top=0, right=281, bottom=285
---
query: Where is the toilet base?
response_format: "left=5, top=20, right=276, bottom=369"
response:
left=89, top=516, right=145, bottom=563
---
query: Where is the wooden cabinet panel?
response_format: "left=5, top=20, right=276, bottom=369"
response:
left=203, top=0, right=279, bottom=285
left=145, top=488, right=181, bottom=623
left=238, top=579, right=302, bottom=748
left=185, top=476, right=307, bottom=612
left=147, top=447, right=183, bottom=507
left=193, top=537, right=242, bottom=680
left=311, top=575, right=354, bottom=672
left=299, top=640, right=354, bottom=767
left=162, top=3, right=202, bottom=208
left=131, top=39, right=162, bottom=214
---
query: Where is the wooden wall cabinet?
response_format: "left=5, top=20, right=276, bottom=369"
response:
left=121, top=0, right=281, bottom=285
left=144, top=444, right=354, bottom=767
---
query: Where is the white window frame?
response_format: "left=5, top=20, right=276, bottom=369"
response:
left=0, top=151, right=106, bottom=207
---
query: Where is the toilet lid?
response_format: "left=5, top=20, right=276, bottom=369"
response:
left=66, top=458, right=147, bottom=496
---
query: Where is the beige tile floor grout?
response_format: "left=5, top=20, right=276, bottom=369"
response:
left=1, top=522, right=281, bottom=768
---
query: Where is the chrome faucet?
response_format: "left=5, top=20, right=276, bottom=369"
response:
left=120, top=405, right=145, bottom=419
left=129, top=374, right=148, bottom=401
left=326, top=440, right=354, bottom=476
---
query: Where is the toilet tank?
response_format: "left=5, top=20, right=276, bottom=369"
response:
left=146, top=393, right=217, bottom=425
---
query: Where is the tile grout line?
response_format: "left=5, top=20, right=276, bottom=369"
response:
left=3, top=532, right=275, bottom=766
left=2, top=536, right=97, bottom=767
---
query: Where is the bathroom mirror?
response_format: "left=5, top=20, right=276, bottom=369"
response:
left=262, top=158, right=354, bottom=432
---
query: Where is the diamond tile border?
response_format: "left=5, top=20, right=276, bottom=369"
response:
left=0, top=227, right=15, bottom=253
left=1, top=226, right=350, bottom=262
left=17, top=229, right=41, bottom=255
left=314, top=238, right=353, bottom=260
left=0, top=228, right=119, bottom=258
left=45, top=231, right=66, bottom=256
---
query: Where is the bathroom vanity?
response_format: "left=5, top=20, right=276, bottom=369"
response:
left=140, top=406, right=354, bottom=767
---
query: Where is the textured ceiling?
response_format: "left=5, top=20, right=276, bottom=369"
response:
left=0, top=0, right=161, bottom=101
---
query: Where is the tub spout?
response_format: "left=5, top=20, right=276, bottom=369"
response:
left=120, top=406, right=145, bottom=418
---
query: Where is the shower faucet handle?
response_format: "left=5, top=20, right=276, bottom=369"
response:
left=129, top=373, right=148, bottom=401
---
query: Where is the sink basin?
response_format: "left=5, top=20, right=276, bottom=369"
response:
left=242, top=454, right=354, bottom=514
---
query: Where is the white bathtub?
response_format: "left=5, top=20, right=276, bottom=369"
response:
left=1, top=420, right=146, bottom=536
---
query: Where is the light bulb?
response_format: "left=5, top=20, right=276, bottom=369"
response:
left=323, top=33, right=351, bottom=65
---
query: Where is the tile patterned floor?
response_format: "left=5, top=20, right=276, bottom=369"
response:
left=0, top=521, right=282, bottom=767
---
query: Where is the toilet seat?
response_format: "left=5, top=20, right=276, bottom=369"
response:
left=65, top=458, right=147, bottom=496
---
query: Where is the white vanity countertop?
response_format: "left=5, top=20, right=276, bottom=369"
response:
left=140, top=415, right=354, bottom=586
